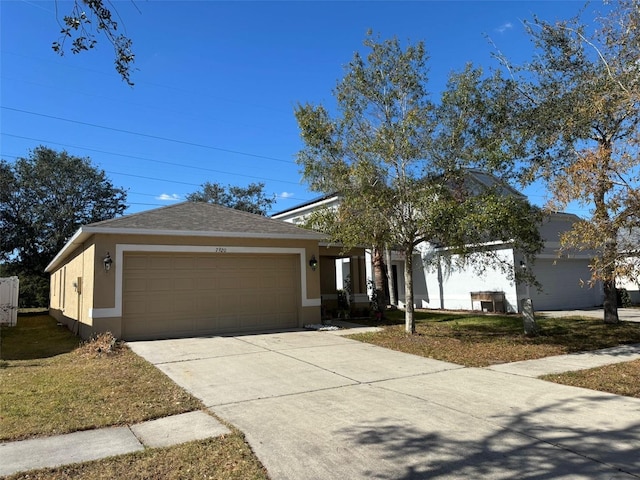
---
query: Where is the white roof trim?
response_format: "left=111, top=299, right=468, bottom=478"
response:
left=272, top=195, right=341, bottom=219
left=45, top=225, right=325, bottom=272
left=45, top=228, right=86, bottom=273
left=83, top=225, right=324, bottom=240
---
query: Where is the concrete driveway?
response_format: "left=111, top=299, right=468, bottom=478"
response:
left=130, top=330, right=640, bottom=479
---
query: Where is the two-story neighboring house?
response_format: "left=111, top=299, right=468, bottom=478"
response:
left=273, top=172, right=603, bottom=314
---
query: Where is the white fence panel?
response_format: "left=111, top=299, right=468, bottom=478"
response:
left=0, top=276, right=19, bottom=326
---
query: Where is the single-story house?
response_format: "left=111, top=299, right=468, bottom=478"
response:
left=272, top=173, right=604, bottom=314
left=46, top=202, right=367, bottom=340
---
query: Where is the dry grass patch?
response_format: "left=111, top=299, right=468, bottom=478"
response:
left=349, top=311, right=640, bottom=367
left=1, top=315, right=270, bottom=479
left=541, top=359, right=640, bottom=398
left=4, top=434, right=269, bottom=480
left=0, top=316, right=203, bottom=441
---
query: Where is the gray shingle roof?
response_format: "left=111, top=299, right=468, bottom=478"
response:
left=87, top=202, right=325, bottom=239
left=45, top=202, right=325, bottom=273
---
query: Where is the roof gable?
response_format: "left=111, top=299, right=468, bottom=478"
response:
left=274, top=170, right=525, bottom=217
left=88, top=202, right=324, bottom=238
left=45, top=202, right=325, bottom=272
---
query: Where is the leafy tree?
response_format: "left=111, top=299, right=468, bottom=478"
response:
left=52, top=0, right=136, bottom=85
left=295, top=33, right=542, bottom=333
left=492, top=0, right=640, bottom=323
left=0, top=146, right=127, bottom=306
left=186, top=182, right=276, bottom=216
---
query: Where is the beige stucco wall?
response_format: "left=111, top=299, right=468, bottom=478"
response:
left=53, top=232, right=324, bottom=339
left=49, top=242, right=95, bottom=336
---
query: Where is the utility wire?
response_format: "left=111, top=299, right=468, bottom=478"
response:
left=0, top=75, right=295, bottom=138
left=2, top=106, right=296, bottom=164
left=1, top=152, right=312, bottom=204
left=1, top=133, right=301, bottom=185
left=1, top=50, right=292, bottom=116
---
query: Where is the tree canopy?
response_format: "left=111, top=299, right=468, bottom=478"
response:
left=186, top=182, right=276, bottom=216
left=491, top=0, right=640, bottom=323
left=0, top=146, right=127, bottom=306
left=295, top=32, right=542, bottom=333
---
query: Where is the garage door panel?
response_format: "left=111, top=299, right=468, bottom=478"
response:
left=195, top=256, right=215, bottom=269
left=126, top=256, right=148, bottom=269
left=122, top=253, right=300, bottom=340
left=172, top=256, right=195, bottom=270
left=124, top=298, right=146, bottom=315
left=213, top=315, right=237, bottom=331
left=174, top=278, right=195, bottom=291
left=197, top=295, right=218, bottom=311
left=217, top=292, right=241, bottom=311
left=147, top=256, right=174, bottom=269
left=532, top=259, right=600, bottom=310
left=173, top=295, right=198, bottom=312
left=124, top=278, right=147, bottom=292
left=240, top=315, right=261, bottom=328
left=146, top=293, right=175, bottom=314
left=148, top=277, right=172, bottom=291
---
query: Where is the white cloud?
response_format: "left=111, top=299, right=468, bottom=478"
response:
left=156, top=193, right=181, bottom=202
left=496, top=22, right=513, bottom=33
left=279, top=191, right=295, bottom=199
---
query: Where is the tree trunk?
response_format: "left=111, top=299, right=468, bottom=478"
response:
left=521, top=298, right=538, bottom=336
left=385, top=247, right=397, bottom=306
left=404, top=247, right=415, bottom=334
left=372, top=246, right=389, bottom=311
left=602, top=235, right=619, bottom=324
left=603, top=278, right=619, bottom=324
left=595, top=143, right=619, bottom=324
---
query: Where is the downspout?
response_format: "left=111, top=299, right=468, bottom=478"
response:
left=437, top=253, right=444, bottom=310
left=77, top=243, right=85, bottom=336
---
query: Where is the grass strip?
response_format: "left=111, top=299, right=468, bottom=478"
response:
left=541, top=359, right=640, bottom=398
left=3, top=434, right=269, bottom=480
left=1, top=315, right=202, bottom=441
left=349, top=310, right=640, bottom=368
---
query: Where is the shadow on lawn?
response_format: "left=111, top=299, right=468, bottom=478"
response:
left=355, top=311, right=640, bottom=363
left=336, top=395, right=640, bottom=479
left=358, top=311, right=489, bottom=327
left=0, top=315, right=80, bottom=361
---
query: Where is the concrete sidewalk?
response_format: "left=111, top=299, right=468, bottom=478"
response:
left=487, top=342, right=640, bottom=377
left=0, top=411, right=229, bottom=477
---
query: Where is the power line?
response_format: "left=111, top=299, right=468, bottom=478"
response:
left=2, top=106, right=296, bottom=164
left=107, top=170, right=202, bottom=187
left=0, top=74, right=296, bottom=139
left=1, top=133, right=301, bottom=185
left=1, top=50, right=293, bottom=116
left=0, top=153, right=313, bottom=205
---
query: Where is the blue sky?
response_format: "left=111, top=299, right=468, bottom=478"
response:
left=1, top=1, right=592, bottom=216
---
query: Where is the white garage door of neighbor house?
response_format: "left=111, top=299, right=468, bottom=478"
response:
left=122, top=253, right=300, bottom=340
left=531, top=259, right=601, bottom=311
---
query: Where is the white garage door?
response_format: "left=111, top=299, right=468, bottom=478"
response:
left=122, top=253, right=300, bottom=340
left=531, top=259, right=602, bottom=310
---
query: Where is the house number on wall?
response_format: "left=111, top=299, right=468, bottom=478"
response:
left=214, top=247, right=228, bottom=253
